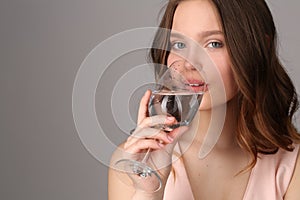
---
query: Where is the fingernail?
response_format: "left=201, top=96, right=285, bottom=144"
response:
left=158, top=142, right=165, bottom=148
left=167, top=116, right=174, bottom=121
left=167, top=135, right=174, bottom=142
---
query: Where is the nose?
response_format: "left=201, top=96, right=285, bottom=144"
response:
left=184, top=61, right=196, bottom=70
left=168, top=59, right=198, bottom=72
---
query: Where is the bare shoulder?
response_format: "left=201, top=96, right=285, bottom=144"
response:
left=284, top=144, right=300, bottom=200
left=108, top=142, right=135, bottom=200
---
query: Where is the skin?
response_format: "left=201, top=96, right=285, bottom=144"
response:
left=166, top=2, right=250, bottom=199
left=108, top=0, right=300, bottom=199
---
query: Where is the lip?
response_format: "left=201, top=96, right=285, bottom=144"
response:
left=184, top=79, right=208, bottom=93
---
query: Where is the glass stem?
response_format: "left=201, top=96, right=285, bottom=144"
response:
left=141, top=148, right=151, bottom=163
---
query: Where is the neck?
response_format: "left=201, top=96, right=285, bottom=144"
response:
left=195, top=97, right=239, bottom=152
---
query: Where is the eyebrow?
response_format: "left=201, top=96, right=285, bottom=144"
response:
left=198, top=30, right=223, bottom=38
left=170, top=30, right=223, bottom=40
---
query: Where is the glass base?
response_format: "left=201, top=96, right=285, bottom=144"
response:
left=115, top=158, right=162, bottom=192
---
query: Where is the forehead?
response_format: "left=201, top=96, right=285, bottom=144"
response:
left=172, top=0, right=222, bottom=34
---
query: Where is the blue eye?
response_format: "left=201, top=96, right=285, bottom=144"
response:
left=171, top=42, right=186, bottom=50
left=207, top=41, right=223, bottom=48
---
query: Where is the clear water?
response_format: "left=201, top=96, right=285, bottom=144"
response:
left=148, top=91, right=203, bottom=130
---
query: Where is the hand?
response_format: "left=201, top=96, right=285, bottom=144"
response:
left=123, top=90, right=188, bottom=192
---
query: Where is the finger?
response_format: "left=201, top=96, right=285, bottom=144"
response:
left=164, top=126, right=189, bottom=152
left=168, top=126, right=189, bottom=141
left=137, top=90, right=152, bottom=125
left=124, top=139, right=164, bottom=154
left=139, top=115, right=176, bottom=128
left=125, top=128, right=173, bottom=148
left=125, top=127, right=159, bottom=148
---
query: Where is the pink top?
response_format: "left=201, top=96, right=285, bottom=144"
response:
left=163, top=144, right=299, bottom=200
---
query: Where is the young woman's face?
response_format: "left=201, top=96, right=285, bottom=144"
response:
left=167, top=0, right=238, bottom=110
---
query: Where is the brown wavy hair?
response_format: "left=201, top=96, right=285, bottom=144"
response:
left=149, top=0, right=300, bottom=169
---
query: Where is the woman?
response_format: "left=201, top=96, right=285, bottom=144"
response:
left=109, top=0, right=300, bottom=199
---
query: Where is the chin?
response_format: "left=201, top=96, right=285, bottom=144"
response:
left=199, top=98, right=229, bottom=111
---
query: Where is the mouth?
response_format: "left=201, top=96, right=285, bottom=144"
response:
left=185, top=80, right=207, bottom=93
left=186, top=83, right=204, bottom=87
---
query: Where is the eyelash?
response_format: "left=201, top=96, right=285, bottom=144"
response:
left=207, top=41, right=223, bottom=49
left=170, top=41, right=186, bottom=50
left=170, top=40, right=224, bottom=50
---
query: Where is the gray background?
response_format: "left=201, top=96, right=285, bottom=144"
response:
left=1, top=0, right=299, bottom=200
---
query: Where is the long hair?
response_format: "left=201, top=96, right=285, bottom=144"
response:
left=149, top=0, right=300, bottom=169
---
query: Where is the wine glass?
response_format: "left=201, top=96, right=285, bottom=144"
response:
left=148, top=60, right=205, bottom=131
left=114, top=60, right=206, bottom=192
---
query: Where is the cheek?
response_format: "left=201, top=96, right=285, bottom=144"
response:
left=167, top=56, right=179, bottom=72
left=199, top=63, right=238, bottom=110
left=222, top=67, right=238, bottom=101
left=213, top=54, right=238, bottom=100
left=225, top=68, right=238, bottom=101
left=167, top=53, right=188, bottom=66
left=167, top=54, right=178, bottom=66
